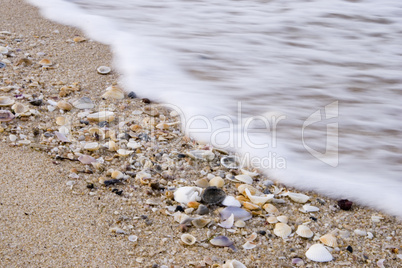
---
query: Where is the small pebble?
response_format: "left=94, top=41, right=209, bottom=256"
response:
left=128, top=91, right=137, bottom=98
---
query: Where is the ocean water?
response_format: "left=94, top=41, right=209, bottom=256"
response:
left=26, top=0, right=402, bottom=217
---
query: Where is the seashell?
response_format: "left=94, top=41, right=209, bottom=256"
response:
left=191, top=217, right=211, bottom=228
left=218, top=213, right=234, bottom=229
left=244, top=188, right=273, bottom=206
left=201, top=186, right=226, bottom=205
left=102, top=86, right=124, bottom=99
left=89, top=127, right=105, bottom=140
left=220, top=207, right=252, bottom=221
left=237, top=184, right=258, bottom=196
left=59, top=126, right=69, bottom=135
left=296, top=225, right=314, bottom=238
left=108, top=140, right=118, bottom=151
left=128, top=235, right=138, bottom=242
left=305, top=243, right=333, bottom=262
left=222, top=260, right=247, bottom=268
left=234, top=174, right=253, bottom=185
left=38, top=58, right=52, bottom=66
left=57, top=100, right=73, bottom=111
left=242, top=202, right=260, bottom=210
left=220, top=156, right=241, bottom=169
left=273, top=223, right=292, bottom=238
left=209, top=176, right=225, bottom=188
left=174, top=187, right=202, bottom=204
left=111, top=170, right=124, bottom=179
left=283, top=192, right=310, bottom=203
left=87, top=111, right=115, bottom=122
left=0, top=46, right=9, bottom=54
left=0, top=96, right=15, bottom=106
left=377, top=259, right=386, bottom=268
left=210, top=236, right=235, bottom=250
left=240, top=169, right=259, bottom=177
left=246, top=232, right=258, bottom=242
left=236, top=195, right=248, bottom=203
left=73, top=36, right=86, bottom=42
left=276, top=215, right=289, bottom=223
left=109, top=227, right=125, bottom=234
left=222, top=196, right=241, bottom=207
left=97, top=66, right=111, bottom=74
left=300, top=204, right=320, bottom=213
left=55, top=131, right=70, bottom=142
left=371, top=215, right=384, bottom=223
left=127, top=140, right=141, bottom=149
left=78, top=154, right=96, bottom=165
left=319, top=233, right=338, bottom=247
left=266, top=216, right=278, bottom=224
left=195, top=178, right=209, bottom=188
left=242, top=241, right=257, bottom=250
left=354, top=229, right=367, bottom=236
left=180, top=234, right=196, bottom=246
left=56, top=116, right=66, bottom=126
left=173, top=212, right=193, bottom=224
left=187, top=201, right=200, bottom=209
left=234, top=220, right=246, bottom=228
left=84, top=142, right=99, bottom=151
left=263, top=204, right=279, bottom=214
left=72, top=97, right=94, bottom=109
left=291, top=258, right=304, bottom=266
left=188, top=150, right=215, bottom=161
left=117, top=149, right=134, bottom=156
left=11, top=103, right=29, bottom=114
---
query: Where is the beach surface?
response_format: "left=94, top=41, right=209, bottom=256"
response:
left=0, top=0, right=401, bottom=267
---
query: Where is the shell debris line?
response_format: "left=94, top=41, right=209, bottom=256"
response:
left=0, top=28, right=401, bottom=268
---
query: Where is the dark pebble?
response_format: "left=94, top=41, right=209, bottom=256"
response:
left=196, top=204, right=209, bottom=215
left=112, top=189, right=123, bottom=195
left=0, top=62, right=6, bottom=69
left=138, top=133, right=150, bottom=141
left=177, top=153, right=187, bottom=159
left=257, top=230, right=266, bottom=236
left=43, top=132, right=54, bottom=138
left=201, top=186, right=226, bottom=205
left=103, top=179, right=121, bottom=186
left=310, top=216, right=318, bottom=221
left=142, top=98, right=151, bottom=104
left=175, top=205, right=185, bottom=212
left=346, top=245, right=353, bottom=253
left=128, top=91, right=137, bottom=98
left=29, top=99, right=42, bottom=106
left=98, top=121, right=109, bottom=127
left=79, top=119, right=89, bottom=125
left=145, top=219, right=153, bottom=225
left=338, top=199, right=353, bottom=210
left=86, top=183, right=94, bottom=189
left=152, top=265, right=159, bottom=268
left=263, top=188, right=271, bottom=195
left=120, top=133, right=131, bottom=140
left=140, top=215, right=148, bottom=219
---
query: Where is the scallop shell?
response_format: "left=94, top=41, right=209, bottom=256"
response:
left=220, top=206, right=252, bottom=221
left=218, top=213, right=234, bottom=229
left=192, top=217, right=211, bottom=228
left=11, top=103, right=29, bottom=114
left=263, top=204, right=279, bottom=214
left=102, top=86, right=124, bottom=99
left=174, top=187, right=202, bottom=204
left=84, top=142, right=99, bottom=151
left=234, top=174, right=253, bottom=185
left=180, top=234, right=196, bottom=245
left=209, top=177, right=224, bottom=188
left=220, top=156, right=241, bottom=169
left=296, top=225, right=314, bottom=238
left=0, top=96, right=15, bottom=107
left=87, top=111, right=115, bottom=122
left=319, top=233, right=338, bottom=247
left=57, top=100, right=73, bottom=111
left=0, top=110, right=15, bottom=122
left=274, top=223, right=292, bottom=238
left=244, top=188, right=274, bottom=206
left=305, top=243, right=333, bottom=262
left=38, top=58, right=52, bottom=66
left=210, top=236, right=235, bottom=250
left=201, top=186, right=226, bottom=205
left=97, top=66, right=111, bottom=74
left=222, top=260, right=247, bottom=268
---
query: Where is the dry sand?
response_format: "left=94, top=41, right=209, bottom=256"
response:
left=0, top=0, right=401, bottom=267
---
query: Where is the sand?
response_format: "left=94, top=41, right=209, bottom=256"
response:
left=0, top=0, right=401, bottom=267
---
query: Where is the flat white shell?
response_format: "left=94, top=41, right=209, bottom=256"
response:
left=284, top=192, right=310, bottom=203
left=245, top=188, right=274, bottom=206
left=274, top=222, right=292, bottom=238
left=305, top=244, right=333, bottom=262
left=218, top=213, right=234, bottom=229
left=222, top=196, right=241, bottom=207
left=300, top=204, right=320, bottom=213
left=296, top=225, right=314, bottom=238
left=174, top=187, right=202, bottom=204
left=87, top=111, right=115, bottom=122
left=234, top=174, right=253, bottom=185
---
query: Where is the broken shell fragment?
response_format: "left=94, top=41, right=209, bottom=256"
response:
left=192, top=218, right=211, bottom=228
left=174, top=187, right=202, bottom=204
left=244, top=188, right=273, bottom=206
left=237, top=184, right=258, bottom=196
left=87, top=111, right=115, bottom=122
left=97, top=66, right=111, bottom=74
left=274, top=223, right=292, bottom=238
left=242, top=241, right=257, bottom=250
left=39, top=58, right=52, bottom=66
left=242, top=202, right=260, bottom=210
left=72, top=97, right=94, bottom=109
left=263, top=204, right=279, bottom=214
left=0, top=110, right=15, bottom=122
left=283, top=192, right=310, bottom=203
left=11, top=103, right=29, bottom=114
left=276, top=215, right=289, bottom=223
left=84, top=142, right=100, bottom=151
left=234, top=174, right=253, bottom=185
left=218, top=213, right=234, bottom=229
left=201, top=186, right=226, bottom=205
left=305, top=243, right=333, bottom=262
left=102, top=86, right=124, bottom=99
left=209, top=176, right=224, bottom=188
left=0, top=46, right=9, bottom=54
left=0, top=96, right=14, bottom=107
left=300, top=204, right=320, bottom=213
left=222, top=260, right=247, bottom=268
left=57, top=100, right=73, bottom=111
left=117, top=149, right=134, bottom=157
left=78, top=154, right=96, bottom=164
left=56, top=116, right=66, bottom=126
left=220, top=156, right=241, bottom=169
left=73, top=36, right=86, bottom=42
left=296, top=225, right=314, bottom=238
left=210, top=236, right=235, bottom=251
left=180, top=234, right=196, bottom=245
left=222, top=196, right=241, bottom=207
left=188, top=150, right=215, bottom=161
left=220, top=207, right=252, bottom=221
left=319, top=233, right=338, bottom=247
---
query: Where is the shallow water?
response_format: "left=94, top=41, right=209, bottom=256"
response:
left=27, top=0, right=402, bottom=216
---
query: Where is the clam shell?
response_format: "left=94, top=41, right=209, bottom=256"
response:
left=319, top=233, right=338, bottom=247
left=222, top=196, right=241, bottom=207
left=180, top=234, right=196, bottom=245
left=11, top=103, right=29, bottom=114
left=234, top=220, right=246, bottom=228
left=56, top=116, right=66, bottom=126
left=210, top=236, right=235, bottom=250
left=305, top=243, right=333, bottom=262
left=87, top=111, right=115, bottom=122
left=296, top=225, right=314, bottom=238
left=263, top=204, right=279, bottom=214
left=209, top=176, right=224, bottom=188
left=276, top=215, right=289, bottom=223
left=266, top=216, right=278, bottom=224
left=274, top=223, right=292, bottom=238
left=72, top=97, right=94, bottom=109
left=111, top=170, right=124, bottom=179
left=220, top=156, right=241, bottom=169
left=201, top=186, right=226, bottom=205
left=222, top=260, right=247, bottom=268
left=220, top=206, right=252, bottom=221
left=192, top=217, right=211, bottom=228
left=246, top=232, right=258, bottom=242
left=234, top=174, right=253, bottom=185
left=57, top=100, right=73, bottom=111
left=84, top=142, right=100, bottom=151
left=174, top=187, right=202, bottom=204
left=102, top=86, right=124, bottom=99
left=218, top=213, right=234, bottom=229
left=284, top=192, right=310, bottom=203
left=97, top=66, right=111, bottom=74
left=244, top=188, right=273, bottom=206
left=0, top=96, right=14, bottom=107
left=38, top=58, right=52, bottom=66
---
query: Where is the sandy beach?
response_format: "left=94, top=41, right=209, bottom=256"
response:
left=1, top=0, right=401, bottom=267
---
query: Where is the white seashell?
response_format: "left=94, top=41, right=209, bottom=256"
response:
left=58, top=126, right=69, bottom=135
left=234, top=174, right=253, bottom=185
left=283, top=192, right=310, bottom=203
left=237, top=184, right=258, bottom=196
left=72, top=97, right=94, bottom=109
left=87, top=111, right=115, bottom=122
left=218, top=213, right=234, bottom=229
left=244, top=188, right=273, bottom=206
left=128, top=235, right=138, bottom=242
left=296, top=225, right=314, bottom=238
left=192, top=218, right=211, bottom=228
left=276, top=215, right=289, bottom=223
left=188, top=150, right=215, bottom=161
left=11, top=103, right=29, bottom=114
left=180, top=234, right=196, bottom=245
left=117, top=149, right=134, bottom=157
left=300, top=204, right=320, bottom=213
left=263, top=204, right=279, bottom=214
left=222, top=196, right=241, bottom=207
left=319, top=233, right=338, bottom=247
left=240, top=169, right=259, bottom=177
left=234, top=220, right=246, bottom=228
left=102, top=85, right=124, bottom=99
left=135, top=171, right=151, bottom=180
left=242, top=241, right=257, bottom=250
left=222, top=260, right=247, bottom=268
left=305, top=244, right=333, bottom=262
left=220, top=156, right=241, bottom=169
left=173, top=212, right=193, bottom=224
left=246, top=232, right=258, bottom=242
left=174, top=187, right=202, bottom=204
left=267, top=216, right=278, bottom=224
left=274, top=223, right=292, bottom=238
left=0, top=96, right=15, bottom=107
left=209, top=176, right=225, bottom=188
left=84, top=142, right=99, bottom=151
left=0, top=46, right=9, bottom=54
left=55, top=131, right=70, bottom=142
left=108, top=140, right=118, bottom=151
left=371, top=215, right=384, bottom=223
left=366, top=231, right=374, bottom=239
left=88, top=127, right=105, bottom=140
left=127, top=140, right=141, bottom=149
left=377, top=259, right=386, bottom=268
left=97, top=66, right=111, bottom=74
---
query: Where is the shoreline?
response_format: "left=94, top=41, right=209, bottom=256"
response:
left=1, top=0, right=401, bottom=267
